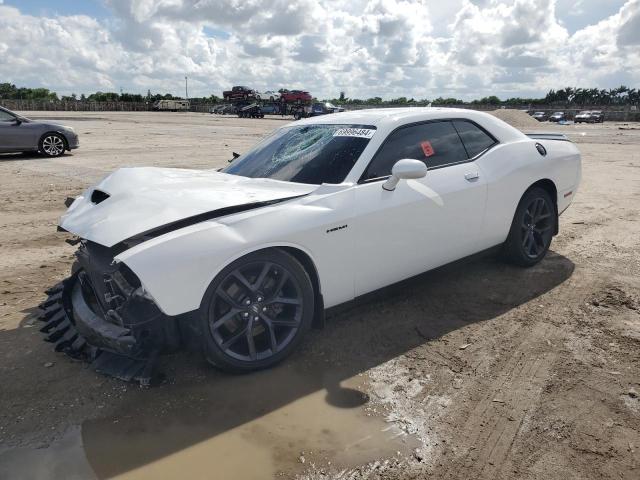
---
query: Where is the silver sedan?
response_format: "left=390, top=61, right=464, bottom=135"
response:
left=0, top=106, right=79, bottom=157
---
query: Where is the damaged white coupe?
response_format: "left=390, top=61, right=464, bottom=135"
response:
left=39, top=108, right=581, bottom=383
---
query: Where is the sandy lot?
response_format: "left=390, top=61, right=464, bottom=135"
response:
left=0, top=112, right=639, bottom=479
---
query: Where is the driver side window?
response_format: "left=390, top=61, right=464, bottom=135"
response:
left=0, top=110, right=16, bottom=122
left=362, top=121, right=468, bottom=181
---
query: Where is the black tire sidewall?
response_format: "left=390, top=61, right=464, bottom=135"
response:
left=505, top=187, right=556, bottom=267
left=199, top=249, right=315, bottom=372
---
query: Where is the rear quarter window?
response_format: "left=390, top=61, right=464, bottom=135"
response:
left=452, top=120, right=497, bottom=158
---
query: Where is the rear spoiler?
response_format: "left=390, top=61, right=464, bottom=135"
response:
left=525, top=133, right=571, bottom=142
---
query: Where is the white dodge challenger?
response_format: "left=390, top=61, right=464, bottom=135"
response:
left=39, top=108, right=581, bottom=381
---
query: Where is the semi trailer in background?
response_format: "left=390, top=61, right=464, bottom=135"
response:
left=153, top=99, right=190, bottom=111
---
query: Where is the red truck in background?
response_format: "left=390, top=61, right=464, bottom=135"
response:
left=279, top=89, right=312, bottom=103
left=223, top=86, right=256, bottom=101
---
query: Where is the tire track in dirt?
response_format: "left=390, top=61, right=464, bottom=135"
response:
left=445, top=322, right=558, bottom=479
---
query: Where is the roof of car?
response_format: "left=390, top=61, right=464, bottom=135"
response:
left=295, top=107, right=452, bottom=125
left=293, top=107, right=525, bottom=142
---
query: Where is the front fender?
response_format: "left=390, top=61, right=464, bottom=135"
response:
left=116, top=187, right=356, bottom=316
left=114, top=220, right=261, bottom=316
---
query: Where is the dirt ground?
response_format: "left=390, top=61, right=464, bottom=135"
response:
left=0, top=111, right=638, bottom=480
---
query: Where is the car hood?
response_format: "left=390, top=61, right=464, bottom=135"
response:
left=60, top=167, right=317, bottom=247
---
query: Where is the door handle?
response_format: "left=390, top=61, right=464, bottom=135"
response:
left=464, top=172, right=480, bottom=181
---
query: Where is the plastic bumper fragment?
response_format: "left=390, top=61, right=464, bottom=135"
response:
left=38, top=276, right=161, bottom=386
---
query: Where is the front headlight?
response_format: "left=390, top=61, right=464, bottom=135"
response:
left=63, top=125, right=75, bottom=132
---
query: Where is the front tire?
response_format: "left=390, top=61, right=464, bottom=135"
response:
left=504, top=187, right=556, bottom=267
left=200, top=249, right=314, bottom=372
left=39, top=133, right=66, bottom=157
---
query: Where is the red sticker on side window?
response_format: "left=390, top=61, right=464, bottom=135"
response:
left=421, top=141, right=435, bottom=157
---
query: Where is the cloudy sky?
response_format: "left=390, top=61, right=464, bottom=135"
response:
left=1, top=0, right=639, bottom=100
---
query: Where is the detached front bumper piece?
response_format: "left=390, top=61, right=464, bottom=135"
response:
left=39, top=279, right=89, bottom=357
left=39, top=276, right=159, bottom=385
left=38, top=242, right=181, bottom=385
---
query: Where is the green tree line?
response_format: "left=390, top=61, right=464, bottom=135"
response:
left=1, top=82, right=638, bottom=106
left=327, top=86, right=639, bottom=106
left=0, top=83, right=219, bottom=103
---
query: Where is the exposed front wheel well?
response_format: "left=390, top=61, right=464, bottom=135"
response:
left=526, top=179, right=559, bottom=235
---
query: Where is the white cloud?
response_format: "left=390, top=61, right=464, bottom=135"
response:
left=0, top=0, right=638, bottom=100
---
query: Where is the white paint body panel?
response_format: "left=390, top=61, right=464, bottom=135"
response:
left=60, top=167, right=316, bottom=247
left=352, top=163, right=487, bottom=295
left=59, top=108, right=582, bottom=316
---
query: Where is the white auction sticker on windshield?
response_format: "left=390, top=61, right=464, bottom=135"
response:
left=333, top=128, right=376, bottom=139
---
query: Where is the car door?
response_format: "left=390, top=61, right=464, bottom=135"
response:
left=0, top=110, right=38, bottom=151
left=0, top=109, right=21, bottom=152
left=352, top=120, right=489, bottom=296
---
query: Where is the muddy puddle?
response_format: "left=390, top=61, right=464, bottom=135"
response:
left=0, top=366, right=416, bottom=479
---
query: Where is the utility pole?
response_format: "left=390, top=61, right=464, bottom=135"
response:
left=185, top=76, right=188, bottom=100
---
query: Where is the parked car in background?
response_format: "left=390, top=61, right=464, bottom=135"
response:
left=309, top=102, right=345, bottom=116
left=255, top=91, right=280, bottom=102
left=0, top=106, right=79, bottom=157
left=210, top=104, right=236, bottom=115
left=42, top=108, right=581, bottom=377
left=260, top=104, right=281, bottom=114
left=574, top=111, right=592, bottom=123
left=532, top=112, right=547, bottom=122
left=324, top=102, right=344, bottom=113
left=575, top=110, right=605, bottom=123
left=223, top=86, right=256, bottom=101
left=590, top=110, right=604, bottom=123
left=280, top=89, right=312, bottom=103
left=548, top=112, right=567, bottom=122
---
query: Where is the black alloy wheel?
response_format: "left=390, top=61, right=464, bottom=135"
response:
left=521, top=197, right=553, bottom=259
left=504, top=187, right=556, bottom=267
left=201, top=249, right=314, bottom=372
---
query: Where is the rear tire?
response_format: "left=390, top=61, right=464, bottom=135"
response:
left=200, top=249, right=314, bottom=373
left=503, top=187, right=556, bottom=267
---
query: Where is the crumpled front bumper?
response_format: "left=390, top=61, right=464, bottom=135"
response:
left=71, top=277, right=139, bottom=357
left=38, top=275, right=161, bottom=384
left=38, top=278, right=89, bottom=358
left=38, top=241, right=182, bottom=384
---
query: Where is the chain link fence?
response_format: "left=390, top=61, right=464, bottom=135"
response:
left=1, top=99, right=638, bottom=121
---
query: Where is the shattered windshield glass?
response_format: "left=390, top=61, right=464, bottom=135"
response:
left=223, top=124, right=376, bottom=184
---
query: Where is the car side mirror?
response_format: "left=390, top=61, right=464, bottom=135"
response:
left=12, top=118, right=22, bottom=125
left=382, top=159, right=428, bottom=191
